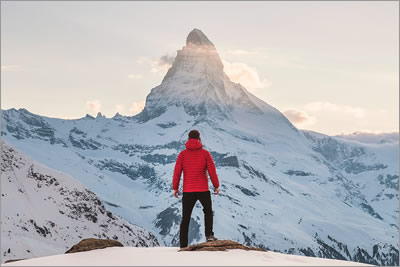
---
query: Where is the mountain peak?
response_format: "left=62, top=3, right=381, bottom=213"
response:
left=186, top=28, right=214, bottom=47
left=160, top=28, right=223, bottom=85
left=84, top=114, right=95, bottom=120
left=96, top=112, right=105, bottom=119
left=135, top=28, right=284, bottom=124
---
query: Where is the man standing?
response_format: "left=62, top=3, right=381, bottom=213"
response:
left=173, top=130, right=220, bottom=248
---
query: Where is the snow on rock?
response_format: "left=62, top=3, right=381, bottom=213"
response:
left=0, top=140, right=159, bottom=264
left=2, top=246, right=372, bottom=266
left=0, top=28, right=398, bottom=266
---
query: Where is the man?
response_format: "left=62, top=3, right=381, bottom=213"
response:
left=173, top=129, right=220, bottom=248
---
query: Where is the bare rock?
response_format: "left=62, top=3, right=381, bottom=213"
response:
left=179, top=240, right=267, bottom=252
left=65, top=238, right=123, bottom=254
left=4, top=258, right=27, bottom=263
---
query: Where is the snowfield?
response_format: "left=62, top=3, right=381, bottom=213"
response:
left=2, top=247, right=372, bottom=266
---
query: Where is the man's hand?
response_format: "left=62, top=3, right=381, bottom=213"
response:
left=214, top=187, right=220, bottom=195
left=173, top=189, right=179, bottom=198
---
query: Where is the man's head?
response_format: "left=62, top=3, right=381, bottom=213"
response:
left=188, top=130, right=200, bottom=140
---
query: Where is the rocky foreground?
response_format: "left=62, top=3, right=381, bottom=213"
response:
left=3, top=239, right=372, bottom=266
left=179, top=239, right=265, bottom=252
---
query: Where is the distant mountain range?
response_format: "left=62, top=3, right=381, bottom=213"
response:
left=1, top=28, right=398, bottom=265
left=335, top=131, right=399, bottom=144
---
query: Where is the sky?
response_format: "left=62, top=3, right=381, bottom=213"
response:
left=1, top=1, right=398, bottom=136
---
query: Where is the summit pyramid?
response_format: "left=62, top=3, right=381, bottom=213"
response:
left=135, top=29, right=294, bottom=136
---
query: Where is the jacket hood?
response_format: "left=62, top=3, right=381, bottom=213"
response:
left=185, top=138, right=203, bottom=150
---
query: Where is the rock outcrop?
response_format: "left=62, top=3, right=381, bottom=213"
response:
left=65, top=238, right=123, bottom=254
left=4, top=258, right=27, bottom=264
left=179, top=240, right=267, bottom=252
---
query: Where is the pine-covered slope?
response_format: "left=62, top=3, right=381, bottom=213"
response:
left=1, top=29, right=398, bottom=265
left=0, top=141, right=159, bottom=263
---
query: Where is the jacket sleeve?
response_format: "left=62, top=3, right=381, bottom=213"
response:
left=206, top=151, right=220, bottom=188
left=172, top=152, right=184, bottom=190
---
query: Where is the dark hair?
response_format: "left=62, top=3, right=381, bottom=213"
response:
left=188, top=130, right=200, bottom=139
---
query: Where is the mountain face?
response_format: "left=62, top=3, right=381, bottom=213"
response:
left=0, top=141, right=159, bottom=264
left=1, top=29, right=398, bottom=266
left=137, top=29, right=293, bottom=131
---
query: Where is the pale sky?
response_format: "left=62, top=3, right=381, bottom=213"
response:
left=1, top=1, right=398, bottom=135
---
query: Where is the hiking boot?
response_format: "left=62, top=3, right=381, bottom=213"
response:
left=206, top=235, right=218, bottom=242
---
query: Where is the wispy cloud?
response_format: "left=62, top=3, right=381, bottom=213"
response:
left=115, top=104, right=125, bottom=114
left=283, top=109, right=316, bottom=127
left=304, top=102, right=366, bottom=118
left=86, top=99, right=101, bottom=114
left=137, top=54, right=174, bottom=75
left=151, top=54, right=174, bottom=75
left=129, top=101, right=145, bottom=115
left=159, top=54, right=174, bottom=65
left=1, top=65, right=22, bottom=71
left=136, top=57, right=150, bottom=64
left=223, top=60, right=271, bottom=92
left=128, top=74, right=144, bottom=79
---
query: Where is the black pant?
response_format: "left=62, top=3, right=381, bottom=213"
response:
left=179, top=190, right=214, bottom=248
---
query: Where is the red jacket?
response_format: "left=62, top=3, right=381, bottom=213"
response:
left=173, top=139, right=219, bottom=192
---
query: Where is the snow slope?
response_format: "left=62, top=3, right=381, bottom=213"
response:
left=0, top=140, right=159, bottom=263
left=2, top=246, right=371, bottom=266
left=1, top=29, right=398, bottom=265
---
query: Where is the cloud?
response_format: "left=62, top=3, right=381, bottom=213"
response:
left=159, top=54, right=175, bottom=65
left=283, top=109, right=316, bottom=127
left=151, top=54, right=174, bottom=75
left=137, top=54, right=175, bottom=75
left=136, top=57, right=150, bottom=64
left=129, top=101, right=145, bottom=115
left=1, top=65, right=22, bottom=71
left=86, top=100, right=101, bottom=114
left=304, top=102, right=366, bottom=118
left=115, top=104, right=125, bottom=114
left=226, top=49, right=256, bottom=56
left=222, top=60, right=271, bottom=92
left=128, top=74, right=144, bottom=79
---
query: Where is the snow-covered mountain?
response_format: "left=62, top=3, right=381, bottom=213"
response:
left=0, top=140, right=159, bottom=263
left=1, top=28, right=398, bottom=266
left=335, top=131, right=399, bottom=144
